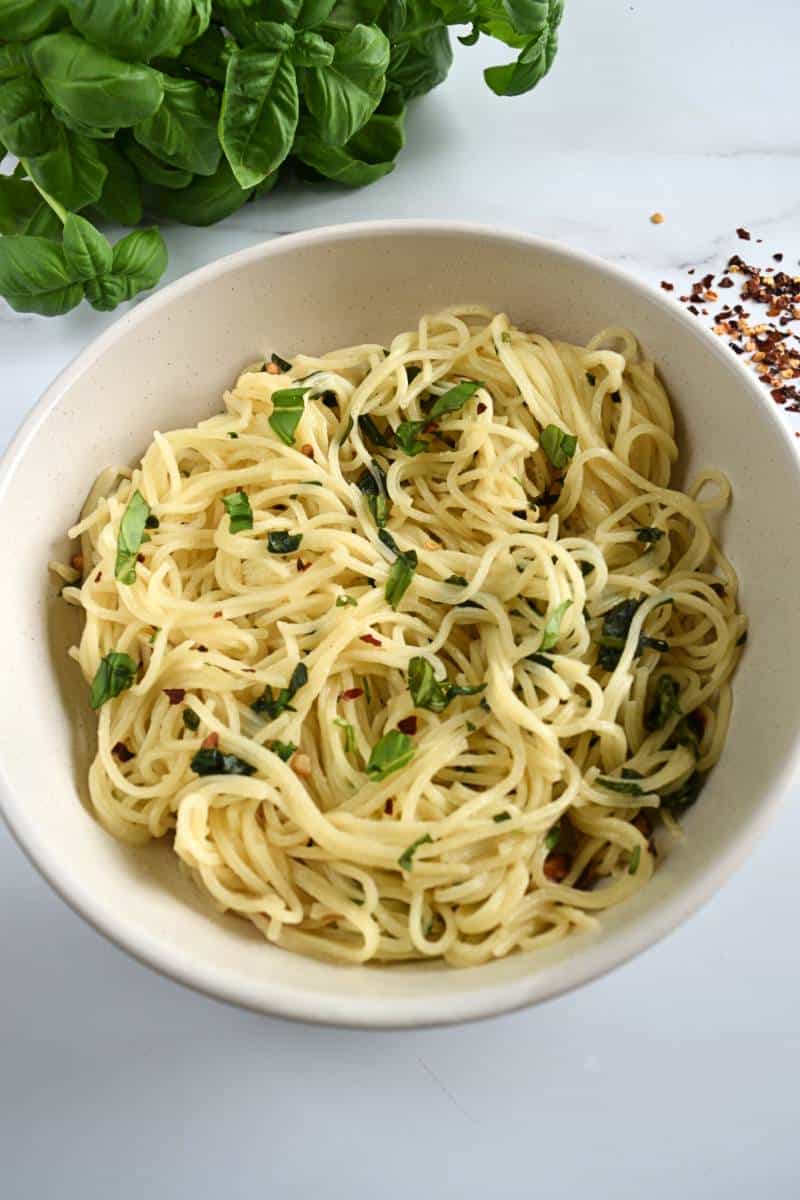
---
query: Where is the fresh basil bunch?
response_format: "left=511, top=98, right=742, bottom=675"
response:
left=0, top=0, right=564, bottom=316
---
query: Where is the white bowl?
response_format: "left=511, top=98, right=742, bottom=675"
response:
left=2, top=222, right=799, bottom=1028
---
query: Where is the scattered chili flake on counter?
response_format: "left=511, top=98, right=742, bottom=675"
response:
left=662, top=231, right=800, bottom=413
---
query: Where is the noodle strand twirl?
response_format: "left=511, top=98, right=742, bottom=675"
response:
left=57, top=307, right=746, bottom=966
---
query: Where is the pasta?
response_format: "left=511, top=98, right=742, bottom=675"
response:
left=57, top=307, right=746, bottom=966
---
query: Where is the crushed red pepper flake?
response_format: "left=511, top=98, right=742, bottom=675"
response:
left=112, top=742, right=135, bottom=762
left=163, top=688, right=185, bottom=705
left=340, top=687, right=364, bottom=701
left=397, top=715, right=418, bottom=735
left=360, top=633, right=381, bottom=646
left=201, top=732, right=219, bottom=749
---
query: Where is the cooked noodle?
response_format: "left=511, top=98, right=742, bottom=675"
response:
left=57, top=307, right=746, bottom=965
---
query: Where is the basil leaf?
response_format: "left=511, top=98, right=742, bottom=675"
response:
left=102, top=227, right=167, bottom=302
left=66, top=0, right=211, bottom=62
left=0, top=0, right=63, bottom=41
left=661, top=771, right=705, bottom=811
left=252, top=661, right=308, bottom=720
left=190, top=748, right=256, bottom=776
left=0, top=77, right=56, bottom=157
left=398, top=832, right=433, bottom=870
left=597, top=776, right=646, bottom=797
left=356, top=459, right=390, bottom=527
left=223, top=490, right=253, bottom=533
left=333, top=717, right=357, bottom=756
left=294, top=92, right=405, bottom=185
left=291, top=31, right=334, bottom=68
left=26, top=125, right=107, bottom=211
left=628, top=845, right=641, bottom=875
left=358, top=414, right=394, bottom=448
left=115, top=489, right=150, bottom=583
left=268, top=530, right=302, bottom=553
left=336, top=594, right=357, bottom=607
left=123, top=138, right=194, bottom=188
left=93, top=141, right=143, bottom=225
left=596, top=598, right=672, bottom=670
left=134, top=76, right=221, bottom=177
left=493, top=811, right=511, bottom=823
left=526, top=652, right=554, bottom=670
left=385, top=4, right=453, bottom=101
left=177, top=24, right=232, bottom=84
left=148, top=153, right=255, bottom=226
left=407, top=656, right=485, bottom=712
left=30, top=32, right=164, bottom=128
left=484, top=1, right=562, bottom=96
left=395, top=419, right=428, bottom=456
left=445, top=574, right=468, bottom=586
left=62, top=213, right=113, bottom=282
left=0, top=174, right=39, bottom=235
left=271, top=352, right=292, bottom=372
left=645, top=674, right=681, bottom=732
left=0, top=235, right=84, bottom=316
left=269, top=385, right=310, bottom=445
left=89, top=650, right=137, bottom=709
left=84, top=273, right=126, bottom=312
left=385, top=548, right=417, bottom=609
left=636, top=526, right=664, bottom=543
left=303, top=23, right=390, bottom=146
left=220, top=47, right=299, bottom=188
left=544, top=823, right=561, bottom=849
left=539, top=597, right=571, bottom=651
left=540, top=423, right=577, bottom=469
left=367, top=728, right=415, bottom=783
left=269, top=739, right=297, bottom=761
left=182, top=707, right=200, bottom=731
left=427, top=378, right=482, bottom=421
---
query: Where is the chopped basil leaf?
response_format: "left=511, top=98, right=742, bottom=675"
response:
left=228, top=432, right=239, bottom=439
left=493, top=811, right=511, bottom=823
left=190, top=748, right=256, bottom=776
left=115, top=489, right=150, bottom=584
left=628, top=845, right=641, bottom=875
left=540, top=424, right=578, bottom=469
left=526, top=652, right=555, bottom=670
left=636, top=526, right=664, bottom=543
left=661, top=771, right=705, bottom=810
left=339, top=415, right=354, bottom=443
left=362, top=677, right=372, bottom=705
left=379, top=528, right=418, bottom=610
left=336, top=594, right=358, bottom=607
left=89, top=651, right=137, bottom=710
left=544, top=824, right=561, bottom=850
left=144, top=514, right=159, bottom=530
left=269, top=739, right=296, bottom=762
left=182, top=707, right=200, bottom=731
left=645, top=674, right=681, bottom=731
left=395, top=419, right=429, bottom=456
left=356, top=460, right=390, bottom=527
left=596, top=598, right=663, bottom=670
left=358, top=414, right=394, bottom=449
left=333, top=717, right=357, bottom=756
left=251, top=662, right=308, bottom=720
left=267, top=530, right=303, bottom=554
left=366, top=729, right=416, bottom=782
left=427, top=379, right=482, bottom=421
left=222, top=490, right=253, bottom=534
left=539, top=598, right=572, bottom=651
left=398, top=832, right=433, bottom=871
left=445, top=574, right=468, bottom=587
left=269, top=386, right=310, bottom=446
left=408, top=656, right=485, bottom=713
left=500, top=331, right=512, bottom=344
left=597, top=775, right=646, bottom=797
left=406, top=365, right=421, bottom=383
left=580, top=560, right=595, bottom=576
left=271, top=352, right=292, bottom=372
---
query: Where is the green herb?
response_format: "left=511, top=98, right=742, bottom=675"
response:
left=580, top=561, right=595, bottom=576
left=398, top=832, right=433, bottom=871
left=395, top=419, right=429, bottom=456
left=222, top=490, right=253, bottom=534
left=268, top=530, right=302, bottom=554
left=336, top=594, right=358, bottom=607
left=544, top=824, right=561, bottom=850
left=500, top=331, right=512, bottom=344
left=269, top=739, right=296, bottom=762
left=444, top=574, right=468, bottom=587
left=182, top=708, right=200, bottom=732
left=493, top=811, right=511, bottom=823
left=114, top=489, right=150, bottom=584
left=251, top=661, right=308, bottom=720
left=407, top=656, right=485, bottom=713
left=427, top=379, right=482, bottom=421
left=271, top=352, right=292, bottom=373
left=379, top=527, right=417, bottom=610
left=339, top=415, right=354, bottom=444
left=228, top=432, right=238, bottom=439
left=269, top=386, right=310, bottom=446
left=362, top=677, right=372, bottom=706
left=596, top=598, right=671, bottom=670
left=144, top=514, right=159, bottom=530
left=540, top=424, right=578, bottom=469
left=89, top=651, right=137, bottom=709
left=628, top=845, right=641, bottom=875
left=190, top=748, right=256, bottom=776
left=333, top=717, right=357, bottom=756
left=597, top=775, right=646, bottom=797
left=645, top=674, right=681, bottom=732
left=356, top=460, right=390, bottom=527
left=526, top=652, right=555, bottom=670
left=539, top=598, right=571, bottom=651
left=661, top=771, right=705, bottom=811
left=636, top=527, right=664, bottom=543
left=358, top=414, right=394, bottom=449
left=366, top=729, right=415, bottom=782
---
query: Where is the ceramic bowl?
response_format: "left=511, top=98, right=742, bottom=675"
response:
left=2, top=222, right=799, bottom=1028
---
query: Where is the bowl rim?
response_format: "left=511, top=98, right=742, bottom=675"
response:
left=2, top=218, right=799, bottom=1030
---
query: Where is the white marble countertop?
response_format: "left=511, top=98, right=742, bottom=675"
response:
left=2, top=3, right=799, bottom=1196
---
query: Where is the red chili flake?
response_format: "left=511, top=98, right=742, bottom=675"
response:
left=265, top=361, right=281, bottom=375
left=687, top=305, right=699, bottom=315
left=718, top=277, right=734, bottom=288
left=297, top=558, right=310, bottom=572
left=95, top=571, right=102, bottom=583
left=340, top=687, right=364, bottom=701
left=301, top=444, right=314, bottom=458
left=213, top=611, right=222, bottom=619
left=543, top=853, right=570, bottom=882
left=736, top=227, right=751, bottom=240
left=112, top=742, right=135, bottom=762
left=384, top=798, right=394, bottom=815
left=163, top=688, right=185, bottom=705
left=195, top=644, right=208, bottom=652
left=201, top=732, right=219, bottom=749
left=477, top=402, right=487, bottom=414
left=360, top=634, right=381, bottom=646
left=774, top=253, right=784, bottom=263
left=397, top=715, right=417, bottom=735
left=136, top=553, right=145, bottom=563
left=660, top=281, right=674, bottom=291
